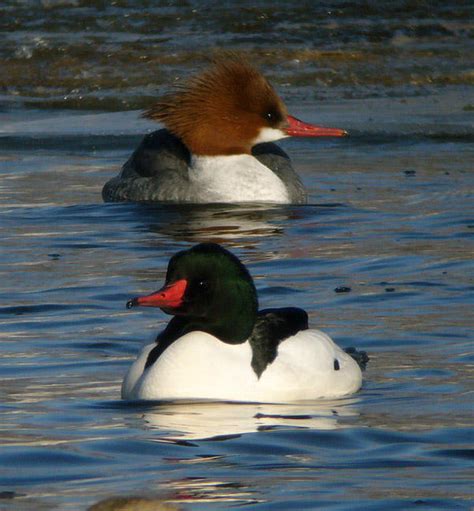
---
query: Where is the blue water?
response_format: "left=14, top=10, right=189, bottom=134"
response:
left=1, top=0, right=474, bottom=506
left=0, top=94, right=473, bottom=510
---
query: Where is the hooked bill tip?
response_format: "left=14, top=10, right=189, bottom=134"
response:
left=126, top=298, right=138, bottom=309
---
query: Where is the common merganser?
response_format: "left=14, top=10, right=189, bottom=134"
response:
left=122, top=243, right=368, bottom=402
left=102, top=57, right=346, bottom=204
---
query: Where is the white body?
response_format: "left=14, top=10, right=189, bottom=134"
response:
left=189, top=155, right=290, bottom=203
left=122, top=329, right=362, bottom=403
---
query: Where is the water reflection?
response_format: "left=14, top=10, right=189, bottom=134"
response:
left=125, top=203, right=298, bottom=244
left=164, top=477, right=260, bottom=507
left=135, top=398, right=360, bottom=442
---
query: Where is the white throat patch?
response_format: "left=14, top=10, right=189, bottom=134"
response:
left=253, top=127, right=288, bottom=145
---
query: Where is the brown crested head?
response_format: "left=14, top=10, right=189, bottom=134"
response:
left=143, top=57, right=288, bottom=156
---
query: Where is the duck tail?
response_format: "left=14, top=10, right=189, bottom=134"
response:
left=345, top=347, right=369, bottom=370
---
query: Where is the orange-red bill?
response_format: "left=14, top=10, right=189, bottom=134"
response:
left=127, top=279, right=188, bottom=309
left=285, top=115, right=347, bottom=137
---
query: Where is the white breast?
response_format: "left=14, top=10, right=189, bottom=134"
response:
left=122, top=329, right=362, bottom=403
left=122, top=332, right=258, bottom=401
left=189, top=154, right=290, bottom=203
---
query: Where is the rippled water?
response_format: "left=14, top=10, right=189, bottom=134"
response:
left=1, top=2, right=474, bottom=510
left=1, top=0, right=473, bottom=109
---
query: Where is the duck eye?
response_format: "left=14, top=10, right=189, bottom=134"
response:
left=197, top=280, right=209, bottom=291
left=264, top=109, right=282, bottom=126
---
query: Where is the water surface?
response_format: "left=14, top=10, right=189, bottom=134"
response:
left=1, top=2, right=473, bottom=510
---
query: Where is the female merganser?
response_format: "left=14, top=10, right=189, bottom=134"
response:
left=103, top=57, right=346, bottom=204
left=122, top=243, right=368, bottom=402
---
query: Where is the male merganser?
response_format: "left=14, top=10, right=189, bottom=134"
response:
left=102, top=57, right=346, bottom=204
left=122, top=243, right=368, bottom=402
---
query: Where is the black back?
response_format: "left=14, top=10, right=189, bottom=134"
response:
left=249, top=307, right=309, bottom=377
